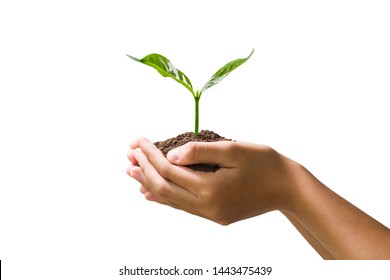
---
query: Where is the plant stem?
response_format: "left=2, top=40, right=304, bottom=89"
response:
left=194, top=95, right=200, bottom=135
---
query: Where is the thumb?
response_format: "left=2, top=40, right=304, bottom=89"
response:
left=167, top=141, right=235, bottom=166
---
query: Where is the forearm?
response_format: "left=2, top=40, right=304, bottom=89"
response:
left=282, top=211, right=335, bottom=259
left=286, top=166, right=390, bottom=259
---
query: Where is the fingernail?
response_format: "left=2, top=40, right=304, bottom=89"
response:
left=130, top=167, right=142, bottom=182
left=129, top=139, right=138, bottom=149
left=167, top=148, right=180, bottom=163
left=133, top=148, right=142, bottom=160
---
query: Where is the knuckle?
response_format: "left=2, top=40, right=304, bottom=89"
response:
left=186, top=141, right=209, bottom=162
left=156, top=162, right=171, bottom=178
left=187, top=142, right=200, bottom=160
left=154, top=180, right=170, bottom=198
left=208, top=206, right=231, bottom=226
left=223, top=141, right=237, bottom=154
left=150, top=146, right=164, bottom=161
left=150, top=148, right=172, bottom=178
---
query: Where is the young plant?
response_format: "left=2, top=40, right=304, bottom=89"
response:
left=127, top=49, right=254, bottom=135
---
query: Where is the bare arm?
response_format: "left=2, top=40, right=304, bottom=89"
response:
left=286, top=168, right=390, bottom=259
left=127, top=137, right=390, bottom=259
left=282, top=211, right=336, bottom=259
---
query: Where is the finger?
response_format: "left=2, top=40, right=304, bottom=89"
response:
left=166, top=141, right=237, bottom=166
left=133, top=147, right=197, bottom=208
left=140, top=185, right=158, bottom=201
left=136, top=137, right=204, bottom=193
left=140, top=184, right=148, bottom=194
left=130, top=138, right=140, bottom=149
left=130, top=166, right=160, bottom=203
left=139, top=175, right=210, bottom=222
left=135, top=171, right=172, bottom=205
left=126, top=164, right=139, bottom=177
left=127, top=150, right=138, bottom=165
left=128, top=165, right=146, bottom=183
left=130, top=166, right=173, bottom=208
left=144, top=192, right=158, bottom=202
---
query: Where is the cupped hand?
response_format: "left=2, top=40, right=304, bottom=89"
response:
left=127, top=137, right=303, bottom=225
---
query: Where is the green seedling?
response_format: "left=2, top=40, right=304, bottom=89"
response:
left=127, top=49, right=253, bottom=135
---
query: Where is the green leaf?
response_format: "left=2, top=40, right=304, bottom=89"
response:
left=200, top=49, right=254, bottom=94
left=127, top=53, right=194, bottom=95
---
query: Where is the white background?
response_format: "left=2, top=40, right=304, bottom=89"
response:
left=1, top=0, right=389, bottom=279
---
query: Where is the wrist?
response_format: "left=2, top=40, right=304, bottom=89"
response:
left=277, top=158, right=315, bottom=215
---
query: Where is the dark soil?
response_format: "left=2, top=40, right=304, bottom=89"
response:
left=154, top=130, right=232, bottom=172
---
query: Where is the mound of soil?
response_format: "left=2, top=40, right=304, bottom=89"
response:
left=154, top=130, right=231, bottom=172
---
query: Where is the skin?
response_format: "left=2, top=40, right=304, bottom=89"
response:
left=127, top=137, right=390, bottom=260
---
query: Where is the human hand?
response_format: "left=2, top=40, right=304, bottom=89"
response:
left=127, top=137, right=390, bottom=259
left=127, top=137, right=304, bottom=225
